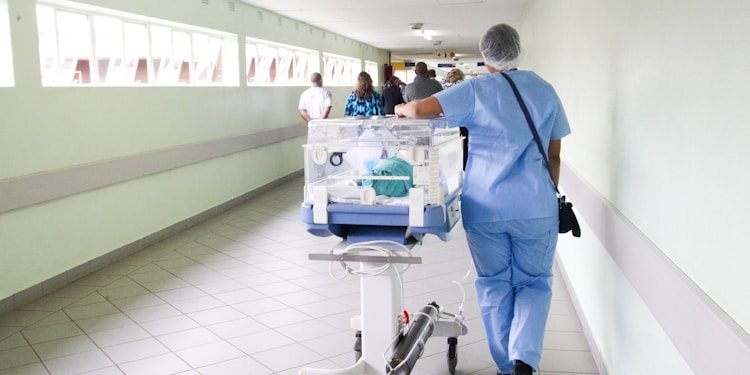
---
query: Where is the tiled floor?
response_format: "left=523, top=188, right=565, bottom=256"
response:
left=0, top=177, right=598, bottom=375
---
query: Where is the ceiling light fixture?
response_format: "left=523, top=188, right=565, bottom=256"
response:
left=409, top=23, right=424, bottom=30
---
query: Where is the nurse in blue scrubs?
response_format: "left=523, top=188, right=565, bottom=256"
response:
left=395, top=24, right=571, bottom=375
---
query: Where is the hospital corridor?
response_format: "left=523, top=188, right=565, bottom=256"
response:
left=2, top=0, right=749, bottom=375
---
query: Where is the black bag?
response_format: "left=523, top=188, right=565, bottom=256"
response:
left=558, top=195, right=581, bottom=237
left=501, top=72, right=581, bottom=237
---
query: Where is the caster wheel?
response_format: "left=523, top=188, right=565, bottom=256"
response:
left=354, top=331, right=362, bottom=362
left=447, top=337, right=458, bottom=374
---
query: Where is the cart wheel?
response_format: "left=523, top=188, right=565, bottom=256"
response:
left=447, top=337, right=458, bottom=374
left=354, top=331, right=362, bottom=362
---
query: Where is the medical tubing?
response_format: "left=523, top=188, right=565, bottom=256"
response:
left=451, top=280, right=467, bottom=316
left=327, top=240, right=411, bottom=311
left=326, top=240, right=413, bottom=279
left=450, top=262, right=472, bottom=316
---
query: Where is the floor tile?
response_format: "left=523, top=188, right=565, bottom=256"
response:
left=168, top=295, right=225, bottom=314
left=32, top=334, right=98, bottom=360
left=0, top=310, right=53, bottom=328
left=43, top=350, right=114, bottom=375
left=0, top=345, right=40, bottom=370
left=0, top=362, right=50, bottom=375
left=63, top=301, right=120, bottom=321
left=156, top=327, right=221, bottom=351
left=250, top=343, right=325, bottom=373
left=117, top=353, right=190, bottom=375
left=252, top=308, right=313, bottom=328
left=227, top=329, right=295, bottom=354
left=21, top=321, right=83, bottom=345
left=275, top=319, right=340, bottom=342
left=539, top=349, right=599, bottom=374
left=0, top=332, right=28, bottom=351
left=301, top=330, right=356, bottom=358
left=174, top=341, right=245, bottom=368
left=205, top=317, right=267, bottom=340
left=543, top=330, right=592, bottom=351
left=139, top=315, right=201, bottom=336
left=108, top=294, right=165, bottom=311
left=87, top=324, right=152, bottom=347
left=232, top=297, right=287, bottom=316
left=19, top=296, right=77, bottom=312
left=271, top=290, right=328, bottom=306
left=102, top=337, right=170, bottom=364
left=195, top=355, right=273, bottom=375
left=186, top=306, right=245, bottom=326
left=75, top=312, right=136, bottom=334
left=122, top=303, right=183, bottom=324
left=211, top=287, right=265, bottom=305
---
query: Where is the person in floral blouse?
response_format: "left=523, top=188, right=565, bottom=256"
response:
left=345, top=71, right=385, bottom=117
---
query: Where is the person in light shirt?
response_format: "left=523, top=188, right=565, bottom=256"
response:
left=395, top=23, right=572, bottom=375
left=298, top=73, right=332, bottom=122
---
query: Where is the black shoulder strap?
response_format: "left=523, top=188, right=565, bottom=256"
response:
left=500, top=72, right=559, bottom=194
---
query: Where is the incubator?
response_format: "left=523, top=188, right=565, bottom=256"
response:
left=300, top=116, right=463, bottom=243
left=299, top=116, right=467, bottom=375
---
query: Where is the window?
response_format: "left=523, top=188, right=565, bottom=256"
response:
left=365, top=60, right=379, bottom=86
left=36, top=3, right=238, bottom=86
left=0, top=0, right=13, bottom=86
left=322, top=53, right=360, bottom=87
left=246, top=38, right=318, bottom=86
left=94, top=16, right=149, bottom=84
left=38, top=7, right=91, bottom=84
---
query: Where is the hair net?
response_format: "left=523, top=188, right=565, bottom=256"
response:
left=479, top=24, right=521, bottom=71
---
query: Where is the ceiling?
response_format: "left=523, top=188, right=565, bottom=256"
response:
left=237, top=0, right=531, bottom=75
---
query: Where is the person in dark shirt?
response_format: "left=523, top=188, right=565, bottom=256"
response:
left=403, top=62, right=443, bottom=102
left=382, top=76, right=405, bottom=115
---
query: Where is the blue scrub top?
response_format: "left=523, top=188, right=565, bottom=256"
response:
left=434, top=70, right=571, bottom=223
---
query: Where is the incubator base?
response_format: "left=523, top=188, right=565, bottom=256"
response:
left=300, top=240, right=466, bottom=375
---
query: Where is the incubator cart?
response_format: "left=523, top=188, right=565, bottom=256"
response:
left=300, top=117, right=467, bottom=375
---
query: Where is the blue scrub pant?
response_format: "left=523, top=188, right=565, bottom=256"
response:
left=463, top=217, right=558, bottom=374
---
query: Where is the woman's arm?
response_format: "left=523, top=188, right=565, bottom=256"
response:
left=548, top=139, right=562, bottom=187
left=394, top=96, right=443, bottom=118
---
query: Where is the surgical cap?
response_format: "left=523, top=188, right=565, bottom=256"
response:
left=479, top=24, right=521, bottom=71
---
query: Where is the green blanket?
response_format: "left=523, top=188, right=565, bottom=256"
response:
left=362, top=157, right=414, bottom=197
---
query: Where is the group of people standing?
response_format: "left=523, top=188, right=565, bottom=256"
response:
left=297, top=62, right=466, bottom=121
